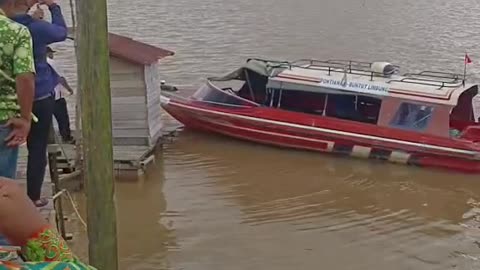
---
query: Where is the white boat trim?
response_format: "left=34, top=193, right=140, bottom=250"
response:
left=162, top=96, right=480, bottom=158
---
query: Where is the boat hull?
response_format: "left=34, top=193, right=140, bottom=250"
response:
left=161, top=96, right=480, bottom=173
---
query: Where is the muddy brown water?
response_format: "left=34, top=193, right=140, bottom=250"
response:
left=55, top=0, right=480, bottom=269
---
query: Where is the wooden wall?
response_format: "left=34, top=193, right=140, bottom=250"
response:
left=144, top=62, right=163, bottom=145
left=110, top=57, right=149, bottom=146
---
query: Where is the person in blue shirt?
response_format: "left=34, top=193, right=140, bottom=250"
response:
left=11, top=0, right=67, bottom=207
left=46, top=47, right=74, bottom=144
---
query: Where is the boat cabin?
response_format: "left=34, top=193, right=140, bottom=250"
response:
left=193, top=59, right=479, bottom=139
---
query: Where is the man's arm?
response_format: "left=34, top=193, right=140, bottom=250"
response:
left=48, top=3, right=66, bottom=28
left=15, top=74, right=34, bottom=121
left=59, top=77, right=73, bottom=93
left=35, top=1, right=67, bottom=44
left=14, top=27, right=35, bottom=122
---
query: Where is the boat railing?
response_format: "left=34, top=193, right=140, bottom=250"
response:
left=288, top=59, right=465, bottom=89
left=290, top=59, right=396, bottom=81
left=295, top=59, right=379, bottom=72
left=404, top=71, right=463, bottom=81
left=243, top=58, right=466, bottom=89
left=389, top=71, right=464, bottom=89
left=247, top=58, right=291, bottom=67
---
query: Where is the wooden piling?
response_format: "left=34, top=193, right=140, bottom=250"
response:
left=76, top=0, right=118, bottom=268
left=71, top=0, right=82, bottom=172
left=47, top=126, right=67, bottom=239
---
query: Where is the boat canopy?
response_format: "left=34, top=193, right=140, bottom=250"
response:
left=266, top=59, right=478, bottom=106
left=208, top=58, right=288, bottom=82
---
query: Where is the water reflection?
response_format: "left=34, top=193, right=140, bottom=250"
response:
left=116, top=153, right=177, bottom=269
left=161, top=131, right=480, bottom=270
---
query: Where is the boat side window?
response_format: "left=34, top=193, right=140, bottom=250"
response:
left=390, top=102, right=434, bottom=131
left=325, top=94, right=382, bottom=124
left=279, top=90, right=326, bottom=114
left=276, top=90, right=382, bottom=124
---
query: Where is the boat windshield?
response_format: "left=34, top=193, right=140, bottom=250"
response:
left=191, top=82, right=258, bottom=108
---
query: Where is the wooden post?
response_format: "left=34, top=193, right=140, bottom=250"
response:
left=76, top=0, right=118, bottom=269
left=68, top=0, right=76, bottom=30
left=47, top=125, right=67, bottom=239
left=71, top=0, right=82, bottom=172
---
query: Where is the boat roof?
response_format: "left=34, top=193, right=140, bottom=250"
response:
left=266, top=59, right=477, bottom=106
left=208, top=58, right=288, bottom=81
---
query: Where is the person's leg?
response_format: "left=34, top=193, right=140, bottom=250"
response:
left=53, top=98, right=62, bottom=132
left=61, top=98, right=72, bottom=140
left=0, top=126, right=19, bottom=179
left=54, top=98, right=72, bottom=141
left=27, top=97, right=54, bottom=204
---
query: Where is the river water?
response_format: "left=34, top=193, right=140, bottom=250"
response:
left=54, top=0, right=480, bottom=269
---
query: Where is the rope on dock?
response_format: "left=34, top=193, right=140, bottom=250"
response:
left=52, top=189, right=87, bottom=229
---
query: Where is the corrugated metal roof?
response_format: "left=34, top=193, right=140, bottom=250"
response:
left=67, top=28, right=174, bottom=65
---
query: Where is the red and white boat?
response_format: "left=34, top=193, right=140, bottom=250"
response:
left=161, top=58, right=480, bottom=173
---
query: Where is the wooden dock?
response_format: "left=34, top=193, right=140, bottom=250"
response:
left=57, top=144, right=157, bottom=172
left=54, top=112, right=180, bottom=173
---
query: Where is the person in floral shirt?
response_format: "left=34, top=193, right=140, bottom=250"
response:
left=0, top=178, right=95, bottom=269
left=0, top=0, right=35, bottom=179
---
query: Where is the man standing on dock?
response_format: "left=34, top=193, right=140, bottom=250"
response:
left=11, top=0, right=67, bottom=207
left=46, top=47, right=74, bottom=143
left=0, top=0, right=35, bottom=179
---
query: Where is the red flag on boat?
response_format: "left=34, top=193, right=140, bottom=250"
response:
left=463, top=53, right=472, bottom=86
left=465, top=53, right=472, bottom=64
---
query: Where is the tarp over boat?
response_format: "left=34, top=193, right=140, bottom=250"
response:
left=208, top=59, right=289, bottom=81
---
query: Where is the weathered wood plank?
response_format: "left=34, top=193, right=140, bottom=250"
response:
left=146, top=88, right=160, bottom=102
left=111, top=103, right=146, bottom=113
left=58, top=144, right=152, bottom=163
left=112, top=111, right=147, bottom=121
left=113, top=137, right=149, bottom=146
left=147, top=103, right=162, bottom=118
left=110, top=79, right=145, bottom=89
left=110, top=88, right=144, bottom=98
left=111, top=96, right=145, bottom=104
left=110, top=72, right=144, bottom=83
left=110, top=57, right=142, bottom=74
left=112, top=128, right=149, bottom=138
left=112, top=120, right=147, bottom=129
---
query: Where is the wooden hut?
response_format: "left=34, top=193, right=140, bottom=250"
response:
left=107, top=33, right=174, bottom=146
left=61, top=30, right=175, bottom=171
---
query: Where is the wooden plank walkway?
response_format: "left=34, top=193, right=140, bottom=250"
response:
left=56, top=144, right=157, bottom=172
